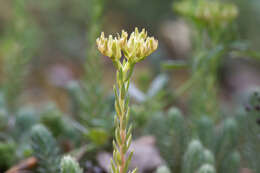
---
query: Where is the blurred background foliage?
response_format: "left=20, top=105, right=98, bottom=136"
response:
left=0, top=0, right=260, bottom=172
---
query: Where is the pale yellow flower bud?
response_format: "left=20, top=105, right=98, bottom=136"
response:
left=96, top=27, right=158, bottom=64
left=120, top=28, right=158, bottom=63
left=119, top=30, right=128, bottom=49
left=112, top=38, right=122, bottom=59
left=96, top=33, right=122, bottom=60
left=96, top=32, right=108, bottom=55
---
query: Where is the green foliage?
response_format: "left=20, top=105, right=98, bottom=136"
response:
left=39, top=104, right=83, bottom=147
left=41, top=109, right=65, bottom=137
left=30, top=124, right=60, bottom=173
left=155, top=1, right=254, bottom=171
left=214, top=118, right=238, bottom=166
left=197, top=164, right=216, bottom=173
left=12, top=108, right=39, bottom=159
left=194, top=116, right=241, bottom=173
left=60, top=155, right=83, bottom=173
left=0, top=141, right=16, bottom=170
left=15, top=108, right=39, bottom=136
left=131, top=74, right=171, bottom=133
left=147, top=107, right=241, bottom=173
left=0, top=109, right=8, bottom=132
left=195, top=116, right=214, bottom=149
left=88, top=128, right=109, bottom=146
left=182, top=140, right=204, bottom=173
left=219, top=151, right=240, bottom=173
left=239, top=92, right=260, bottom=172
left=0, top=1, right=110, bottom=171
left=40, top=104, right=69, bottom=137
left=182, top=140, right=215, bottom=173
left=0, top=0, right=41, bottom=113
left=155, top=165, right=171, bottom=173
left=66, top=81, right=113, bottom=139
left=169, top=0, right=256, bottom=119
left=0, top=1, right=42, bottom=168
left=81, top=0, right=106, bottom=122
left=66, top=0, right=113, bottom=148
left=145, top=107, right=189, bottom=171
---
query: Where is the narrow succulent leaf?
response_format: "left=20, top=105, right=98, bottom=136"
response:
left=125, top=64, right=135, bottom=81
left=121, top=84, right=126, bottom=100
left=116, top=150, right=122, bottom=165
left=111, top=159, right=116, bottom=173
left=131, top=168, right=138, bottom=173
left=113, top=85, right=118, bottom=97
left=124, top=151, right=134, bottom=173
left=123, top=108, right=130, bottom=129
left=113, top=150, right=117, bottom=164
left=126, top=81, right=130, bottom=91
left=125, top=109, right=131, bottom=128
left=113, top=140, right=118, bottom=151
left=126, top=134, right=132, bottom=149
left=119, top=68, right=123, bottom=82
left=114, top=115, right=119, bottom=127
left=125, top=95, right=130, bottom=109
left=115, top=128, right=122, bottom=145
left=115, top=101, right=122, bottom=118
left=114, top=86, right=122, bottom=116
left=126, top=124, right=133, bottom=141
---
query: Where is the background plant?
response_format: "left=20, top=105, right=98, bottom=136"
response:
left=60, top=155, right=83, bottom=173
left=0, top=0, right=41, bottom=114
left=237, top=91, right=260, bottom=172
left=0, top=1, right=41, bottom=170
left=66, top=0, right=114, bottom=149
left=30, top=124, right=60, bottom=173
left=147, top=0, right=258, bottom=172
left=171, top=0, right=238, bottom=118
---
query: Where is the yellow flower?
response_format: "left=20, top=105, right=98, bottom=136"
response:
left=121, top=28, right=158, bottom=63
left=96, top=32, right=121, bottom=60
left=96, top=28, right=158, bottom=63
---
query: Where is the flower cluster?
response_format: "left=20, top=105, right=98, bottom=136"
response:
left=96, top=32, right=122, bottom=60
left=96, top=28, right=158, bottom=63
left=174, top=0, right=238, bottom=26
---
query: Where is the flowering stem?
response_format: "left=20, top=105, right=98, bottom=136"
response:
left=111, top=60, right=135, bottom=173
left=96, top=28, right=158, bottom=173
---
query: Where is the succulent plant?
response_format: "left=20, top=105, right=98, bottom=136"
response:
left=97, top=27, right=158, bottom=173
left=30, top=124, right=60, bottom=173
left=60, top=155, right=83, bottom=173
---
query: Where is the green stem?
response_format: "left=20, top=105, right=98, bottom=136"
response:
left=111, top=64, right=134, bottom=173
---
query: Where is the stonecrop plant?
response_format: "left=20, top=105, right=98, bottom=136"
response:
left=96, top=28, right=158, bottom=173
left=172, top=0, right=239, bottom=118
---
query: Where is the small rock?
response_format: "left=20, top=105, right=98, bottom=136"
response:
left=97, top=152, right=111, bottom=172
left=129, top=136, right=163, bottom=172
